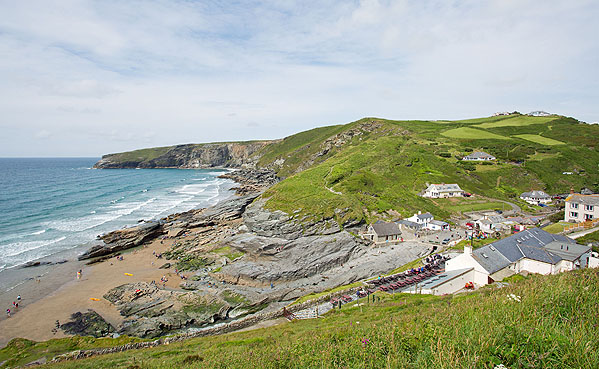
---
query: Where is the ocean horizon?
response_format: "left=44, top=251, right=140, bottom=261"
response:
left=0, top=158, right=235, bottom=272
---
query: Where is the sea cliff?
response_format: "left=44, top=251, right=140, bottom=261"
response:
left=93, top=141, right=274, bottom=169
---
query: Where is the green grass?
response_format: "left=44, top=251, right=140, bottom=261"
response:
left=514, top=134, right=565, bottom=146
left=18, top=269, right=599, bottom=368
left=542, top=222, right=569, bottom=234
left=434, top=197, right=507, bottom=214
left=0, top=336, right=147, bottom=368
left=212, top=246, right=244, bottom=261
left=452, top=237, right=499, bottom=250
left=576, top=230, right=599, bottom=252
left=441, top=127, right=510, bottom=140
left=104, top=146, right=172, bottom=162
left=474, top=115, right=556, bottom=129
left=290, top=281, right=364, bottom=305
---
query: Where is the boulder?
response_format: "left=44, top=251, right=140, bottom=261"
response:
left=78, top=222, right=163, bottom=260
left=60, top=310, right=115, bottom=338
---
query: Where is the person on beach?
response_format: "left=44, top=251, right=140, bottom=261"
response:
left=6, top=308, right=10, bottom=317
left=77, top=271, right=81, bottom=280
left=17, top=295, right=21, bottom=301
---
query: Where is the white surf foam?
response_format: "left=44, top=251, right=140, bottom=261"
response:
left=2, top=236, right=67, bottom=258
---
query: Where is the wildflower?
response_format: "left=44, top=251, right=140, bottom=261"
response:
left=361, top=338, right=370, bottom=348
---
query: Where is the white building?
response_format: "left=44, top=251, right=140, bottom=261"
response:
left=520, top=190, right=551, bottom=205
left=445, top=228, right=592, bottom=288
left=404, top=212, right=450, bottom=231
left=564, top=194, right=599, bottom=222
left=462, top=151, right=496, bottom=161
left=422, top=184, right=464, bottom=198
left=363, top=221, right=402, bottom=244
left=474, top=215, right=509, bottom=235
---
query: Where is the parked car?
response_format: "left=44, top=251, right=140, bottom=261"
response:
left=442, top=238, right=451, bottom=245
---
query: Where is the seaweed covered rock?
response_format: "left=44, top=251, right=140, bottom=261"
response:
left=60, top=310, right=114, bottom=338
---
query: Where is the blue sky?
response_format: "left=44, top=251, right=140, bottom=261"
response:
left=1, top=0, right=598, bottom=156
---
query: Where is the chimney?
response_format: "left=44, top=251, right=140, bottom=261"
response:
left=464, top=245, right=472, bottom=255
left=418, top=211, right=421, bottom=215
left=570, top=187, right=574, bottom=194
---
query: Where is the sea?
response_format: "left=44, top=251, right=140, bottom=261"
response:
left=0, top=158, right=235, bottom=272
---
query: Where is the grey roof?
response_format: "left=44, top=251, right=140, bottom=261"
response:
left=520, top=190, right=550, bottom=199
left=427, top=183, right=463, bottom=192
left=398, top=220, right=422, bottom=229
left=419, top=268, right=474, bottom=290
left=429, top=220, right=449, bottom=226
left=566, top=194, right=599, bottom=206
left=463, top=151, right=495, bottom=160
left=472, top=245, right=512, bottom=274
left=543, top=241, right=591, bottom=261
left=416, top=212, right=433, bottom=220
left=371, top=222, right=402, bottom=237
left=487, top=215, right=507, bottom=223
left=472, top=228, right=576, bottom=273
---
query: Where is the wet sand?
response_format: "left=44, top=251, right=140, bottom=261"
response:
left=0, top=236, right=186, bottom=348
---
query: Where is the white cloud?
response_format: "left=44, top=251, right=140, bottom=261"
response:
left=0, top=0, right=598, bottom=156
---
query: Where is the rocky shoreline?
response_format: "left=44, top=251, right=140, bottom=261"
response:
left=63, top=168, right=429, bottom=340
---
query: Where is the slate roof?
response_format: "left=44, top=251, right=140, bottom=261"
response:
left=398, top=220, right=422, bottom=229
left=543, top=241, right=591, bottom=261
left=427, top=184, right=463, bottom=193
left=429, top=220, right=449, bottom=226
left=371, top=222, right=402, bottom=237
left=416, top=212, right=433, bottom=220
left=472, top=228, right=578, bottom=274
left=520, top=190, right=550, bottom=199
left=566, top=194, right=599, bottom=206
left=463, top=151, right=496, bottom=160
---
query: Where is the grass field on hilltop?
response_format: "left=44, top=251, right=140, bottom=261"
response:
left=441, top=127, right=510, bottom=140
left=515, top=134, right=565, bottom=146
left=6, top=269, right=599, bottom=369
left=474, top=115, right=556, bottom=129
left=259, top=116, right=599, bottom=224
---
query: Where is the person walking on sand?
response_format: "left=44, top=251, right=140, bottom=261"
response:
left=77, top=270, right=81, bottom=280
left=17, top=295, right=21, bottom=302
left=6, top=308, right=10, bottom=317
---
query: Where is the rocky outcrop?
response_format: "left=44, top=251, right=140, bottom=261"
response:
left=60, top=310, right=115, bottom=338
left=93, top=141, right=273, bottom=169
left=219, top=168, right=279, bottom=195
left=78, top=222, right=163, bottom=260
left=103, top=282, right=257, bottom=338
left=242, top=198, right=341, bottom=240
left=220, top=231, right=364, bottom=283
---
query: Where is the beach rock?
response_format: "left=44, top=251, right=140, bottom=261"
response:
left=104, top=282, right=259, bottom=338
left=78, top=222, right=163, bottom=260
left=60, top=310, right=115, bottom=338
left=219, top=231, right=365, bottom=283
left=243, top=199, right=341, bottom=240
left=20, top=261, right=52, bottom=268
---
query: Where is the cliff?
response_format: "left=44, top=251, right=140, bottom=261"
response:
left=93, top=141, right=274, bottom=169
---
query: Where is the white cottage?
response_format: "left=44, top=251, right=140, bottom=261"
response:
left=422, top=184, right=464, bottom=198
left=520, top=190, right=551, bottom=205
left=445, top=228, right=591, bottom=288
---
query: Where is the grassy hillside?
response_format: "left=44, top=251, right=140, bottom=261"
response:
left=259, top=115, right=599, bottom=224
left=4, top=269, right=598, bottom=368
left=95, top=114, right=599, bottom=224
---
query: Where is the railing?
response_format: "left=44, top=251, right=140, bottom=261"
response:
left=564, top=218, right=599, bottom=233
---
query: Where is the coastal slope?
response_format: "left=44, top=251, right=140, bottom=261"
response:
left=95, top=114, right=599, bottom=225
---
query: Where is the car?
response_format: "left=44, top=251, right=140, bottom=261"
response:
left=441, top=238, right=451, bottom=244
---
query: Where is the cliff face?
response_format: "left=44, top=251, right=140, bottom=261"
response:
left=93, top=141, right=274, bottom=169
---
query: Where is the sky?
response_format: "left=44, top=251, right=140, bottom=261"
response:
left=1, top=0, right=598, bottom=157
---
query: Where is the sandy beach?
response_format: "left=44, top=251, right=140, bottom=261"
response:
left=0, top=235, right=187, bottom=348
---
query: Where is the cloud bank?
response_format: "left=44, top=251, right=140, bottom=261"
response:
left=0, top=0, right=597, bottom=156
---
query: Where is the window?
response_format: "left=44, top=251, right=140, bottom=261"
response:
left=585, top=214, right=594, bottom=220
left=585, top=205, right=594, bottom=211
left=570, top=212, right=578, bottom=218
left=571, top=203, right=579, bottom=209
